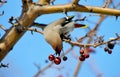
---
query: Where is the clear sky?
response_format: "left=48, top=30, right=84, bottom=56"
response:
left=0, top=0, right=120, bottom=77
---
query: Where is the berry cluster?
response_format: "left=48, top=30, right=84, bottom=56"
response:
left=104, top=42, right=115, bottom=54
left=104, top=47, right=112, bottom=54
left=48, top=54, right=67, bottom=65
left=79, top=49, right=90, bottom=61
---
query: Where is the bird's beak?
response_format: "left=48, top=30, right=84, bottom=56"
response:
left=74, top=23, right=88, bottom=28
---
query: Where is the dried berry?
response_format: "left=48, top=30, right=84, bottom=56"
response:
left=63, top=56, right=67, bottom=61
left=107, top=42, right=115, bottom=49
left=108, top=50, right=112, bottom=54
left=79, top=56, right=85, bottom=61
left=104, top=47, right=109, bottom=52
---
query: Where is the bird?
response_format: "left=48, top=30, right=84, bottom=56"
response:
left=43, top=16, right=88, bottom=56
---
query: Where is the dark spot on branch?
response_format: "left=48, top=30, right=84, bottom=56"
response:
left=10, top=47, right=13, bottom=51
left=90, top=9, right=93, bottom=12
left=23, top=1, right=27, bottom=4
left=0, top=48, right=1, bottom=52
left=16, top=26, right=24, bottom=33
left=35, top=3, right=44, bottom=6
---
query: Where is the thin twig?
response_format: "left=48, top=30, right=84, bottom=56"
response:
left=27, top=27, right=44, bottom=35
left=0, top=25, right=7, bottom=32
left=64, top=36, right=120, bottom=48
left=20, top=27, right=44, bottom=35
left=73, top=61, right=82, bottom=77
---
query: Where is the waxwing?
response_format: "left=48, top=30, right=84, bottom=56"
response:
left=43, top=16, right=87, bottom=56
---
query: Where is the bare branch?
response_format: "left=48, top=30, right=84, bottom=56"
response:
left=35, top=4, right=120, bottom=16
left=0, top=63, right=9, bottom=68
left=26, top=27, right=44, bottom=35
left=64, top=36, right=120, bottom=48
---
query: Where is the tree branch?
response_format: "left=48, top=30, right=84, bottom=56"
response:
left=22, top=0, right=33, bottom=12
left=64, top=36, right=120, bottom=48
left=72, top=0, right=79, bottom=5
left=0, top=3, right=39, bottom=61
left=37, top=0, right=50, bottom=5
left=35, top=4, right=120, bottom=16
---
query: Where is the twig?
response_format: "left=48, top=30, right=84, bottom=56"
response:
left=27, top=27, right=44, bottom=35
left=17, top=26, right=44, bottom=35
left=0, top=63, right=9, bottom=68
left=73, top=61, right=82, bottom=77
left=64, top=36, right=120, bottom=48
left=34, top=63, right=41, bottom=70
left=34, top=62, right=53, bottom=77
left=0, top=24, right=7, bottom=32
left=103, top=0, right=111, bottom=8
left=50, top=0, right=55, bottom=5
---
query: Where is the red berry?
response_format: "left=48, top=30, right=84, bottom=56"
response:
left=48, top=54, right=55, bottom=61
left=108, top=50, right=112, bottom=54
left=79, top=56, right=85, bottom=61
left=84, top=53, right=89, bottom=58
left=80, top=50, right=84, bottom=54
left=54, top=57, right=61, bottom=65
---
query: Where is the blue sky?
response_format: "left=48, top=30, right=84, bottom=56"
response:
left=0, top=0, right=120, bottom=77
